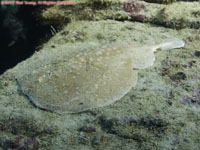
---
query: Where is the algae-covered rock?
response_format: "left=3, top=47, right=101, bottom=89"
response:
left=144, top=0, right=176, bottom=4
left=1, top=0, right=200, bottom=149
left=1, top=19, right=200, bottom=149
left=41, top=0, right=200, bottom=29
left=144, top=0, right=200, bottom=3
left=151, top=2, right=200, bottom=29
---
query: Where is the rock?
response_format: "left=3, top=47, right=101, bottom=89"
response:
left=1, top=1, right=200, bottom=149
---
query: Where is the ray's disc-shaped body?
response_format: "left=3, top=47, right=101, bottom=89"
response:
left=16, top=39, right=185, bottom=114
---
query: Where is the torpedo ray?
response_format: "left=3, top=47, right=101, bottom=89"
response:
left=16, top=38, right=185, bottom=114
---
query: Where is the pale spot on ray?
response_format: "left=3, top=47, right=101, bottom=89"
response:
left=16, top=38, right=185, bottom=114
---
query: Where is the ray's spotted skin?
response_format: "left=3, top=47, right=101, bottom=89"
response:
left=16, top=38, right=185, bottom=114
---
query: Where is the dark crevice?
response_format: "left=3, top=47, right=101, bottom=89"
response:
left=0, top=5, right=56, bottom=75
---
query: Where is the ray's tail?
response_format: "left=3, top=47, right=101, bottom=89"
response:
left=152, top=38, right=185, bottom=52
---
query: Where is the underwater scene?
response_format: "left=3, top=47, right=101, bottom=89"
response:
left=0, top=0, right=200, bottom=149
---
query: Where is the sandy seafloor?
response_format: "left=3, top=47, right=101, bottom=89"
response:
left=0, top=0, right=200, bottom=149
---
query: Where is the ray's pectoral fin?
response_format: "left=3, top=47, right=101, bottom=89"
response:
left=130, top=46, right=156, bottom=69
